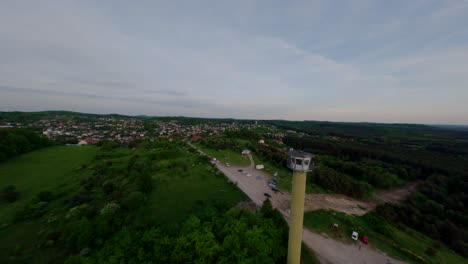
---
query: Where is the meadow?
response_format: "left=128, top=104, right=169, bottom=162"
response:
left=0, top=142, right=248, bottom=263
left=193, top=142, right=251, bottom=166
left=0, top=146, right=97, bottom=263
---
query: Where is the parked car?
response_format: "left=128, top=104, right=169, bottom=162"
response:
left=264, top=193, right=272, bottom=198
left=351, top=231, right=359, bottom=240
left=271, top=187, right=280, bottom=193
left=238, top=169, right=243, bottom=172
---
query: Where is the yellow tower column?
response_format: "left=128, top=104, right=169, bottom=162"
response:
left=287, top=170, right=307, bottom=264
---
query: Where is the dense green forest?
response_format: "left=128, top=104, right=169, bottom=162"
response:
left=0, top=129, right=51, bottom=162
left=268, top=120, right=468, bottom=257
left=66, top=201, right=288, bottom=264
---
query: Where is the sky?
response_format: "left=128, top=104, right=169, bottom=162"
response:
left=1, top=0, right=468, bottom=124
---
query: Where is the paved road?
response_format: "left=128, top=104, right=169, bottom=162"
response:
left=190, top=143, right=406, bottom=264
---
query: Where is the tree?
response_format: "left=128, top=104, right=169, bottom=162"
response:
left=1, top=185, right=20, bottom=203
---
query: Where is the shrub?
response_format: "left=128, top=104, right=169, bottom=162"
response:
left=137, top=173, right=154, bottom=193
left=102, top=181, right=114, bottom=195
left=425, top=246, right=437, bottom=256
left=65, top=217, right=94, bottom=249
left=1, top=185, right=20, bottom=203
left=70, top=192, right=92, bottom=206
left=66, top=204, right=91, bottom=219
left=100, top=202, right=120, bottom=216
left=37, top=191, right=54, bottom=202
left=122, top=191, right=146, bottom=210
left=14, top=201, right=47, bottom=221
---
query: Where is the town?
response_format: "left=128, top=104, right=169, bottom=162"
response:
left=0, top=112, right=285, bottom=145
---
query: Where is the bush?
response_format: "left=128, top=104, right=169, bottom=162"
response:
left=102, top=181, right=114, bottom=195
left=1, top=185, right=20, bottom=203
left=122, top=191, right=146, bottom=210
left=137, top=173, right=154, bottom=193
left=100, top=202, right=120, bottom=217
left=37, top=191, right=54, bottom=202
left=65, top=217, right=94, bottom=249
left=70, top=192, right=92, bottom=206
left=14, top=201, right=48, bottom=221
left=425, top=246, right=437, bottom=256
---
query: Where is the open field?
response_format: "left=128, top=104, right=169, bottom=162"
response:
left=0, top=146, right=98, bottom=263
left=304, top=210, right=466, bottom=264
left=133, top=155, right=247, bottom=226
left=0, top=144, right=248, bottom=263
left=193, top=142, right=251, bottom=166
left=0, top=146, right=97, bottom=223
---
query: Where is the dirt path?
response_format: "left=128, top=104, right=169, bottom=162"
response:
left=300, top=228, right=404, bottom=264
left=299, top=181, right=418, bottom=216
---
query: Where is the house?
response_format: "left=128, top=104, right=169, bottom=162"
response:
left=258, top=139, right=265, bottom=144
left=77, top=140, right=88, bottom=145
left=255, top=164, right=264, bottom=170
left=83, top=138, right=99, bottom=144
left=241, top=150, right=251, bottom=155
left=191, top=135, right=201, bottom=142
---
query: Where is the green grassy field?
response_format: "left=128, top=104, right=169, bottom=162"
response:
left=134, top=163, right=247, bottom=226
left=303, top=210, right=466, bottom=264
left=131, top=146, right=247, bottom=226
left=0, top=146, right=97, bottom=223
left=0, top=144, right=248, bottom=263
left=0, top=146, right=98, bottom=263
left=193, top=142, right=251, bottom=167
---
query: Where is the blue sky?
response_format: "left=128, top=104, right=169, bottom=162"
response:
left=1, top=0, right=468, bottom=124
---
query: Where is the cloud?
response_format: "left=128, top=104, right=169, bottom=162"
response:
left=0, top=0, right=467, bottom=124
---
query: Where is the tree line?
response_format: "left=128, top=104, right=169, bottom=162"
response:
left=0, top=128, right=51, bottom=162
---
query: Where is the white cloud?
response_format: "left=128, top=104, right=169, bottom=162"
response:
left=0, top=0, right=467, bottom=124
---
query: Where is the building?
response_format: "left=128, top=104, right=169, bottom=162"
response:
left=77, top=140, right=88, bottom=145
left=191, top=135, right=201, bottom=142
left=258, top=139, right=265, bottom=144
left=241, top=150, right=251, bottom=155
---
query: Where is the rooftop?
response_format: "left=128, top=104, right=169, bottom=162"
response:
left=288, top=150, right=314, bottom=159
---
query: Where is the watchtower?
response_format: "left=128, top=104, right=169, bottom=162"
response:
left=287, top=150, right=315, bottom=264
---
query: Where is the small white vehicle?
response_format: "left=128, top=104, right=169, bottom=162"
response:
left=351, top=231, right=359, bottom=241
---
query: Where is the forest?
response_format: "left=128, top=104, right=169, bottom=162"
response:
left=268, top=120, right=468, bottom=257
